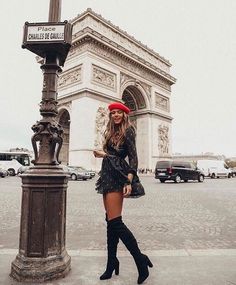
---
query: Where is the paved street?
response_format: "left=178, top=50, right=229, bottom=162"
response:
left=1, top=175, right=236, bottom=251
left=0, top=175, right=236, bottom=284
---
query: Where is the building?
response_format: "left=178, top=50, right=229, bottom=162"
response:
left=172, top=153, right=226, bottom=163
left=57, top=9, right=176, bottom=171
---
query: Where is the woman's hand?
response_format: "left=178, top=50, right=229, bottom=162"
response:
left=123, top=184, right=132, bottom=197
left=93, top=150, right=107, bottom=158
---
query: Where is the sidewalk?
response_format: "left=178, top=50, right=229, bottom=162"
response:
left=1, top=249, right=236, bottom=285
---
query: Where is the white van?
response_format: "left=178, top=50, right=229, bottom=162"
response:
left=196, top=159, right=231, bottom=178
left=0, top=159, right=23, bottom=176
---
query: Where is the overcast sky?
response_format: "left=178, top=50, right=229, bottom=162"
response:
left=0, top=0, right=236, bottom=157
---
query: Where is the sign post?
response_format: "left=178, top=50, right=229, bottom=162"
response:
left=10, top=0, right=72, bottom=282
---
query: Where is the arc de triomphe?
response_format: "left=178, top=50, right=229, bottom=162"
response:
left=57, top=9, right=176, bottom=171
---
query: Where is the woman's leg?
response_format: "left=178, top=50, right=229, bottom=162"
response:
left=105, top=197, right=153, bottom=284
left=104, top=191, right=123, bottom=220
left=100, top=192, right=123, bottom=280
left=102, top=194, right=107, bottom=213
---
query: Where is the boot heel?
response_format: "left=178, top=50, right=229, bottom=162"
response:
left=147, top=258, right=153, bottom=268
left=115, top=263, right=119, bottom=275
left=100, top=259, right=119, bottom=280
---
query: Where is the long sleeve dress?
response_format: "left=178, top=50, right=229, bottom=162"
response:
left=95, top=126, right=145, bottom=198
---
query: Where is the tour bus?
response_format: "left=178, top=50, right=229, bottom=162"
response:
left=0, top=151, right=31, bottom=176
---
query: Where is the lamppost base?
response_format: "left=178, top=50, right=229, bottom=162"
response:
left=10, top=165, right=71, bottom=282
left=10, top=249, right=71, bottom=282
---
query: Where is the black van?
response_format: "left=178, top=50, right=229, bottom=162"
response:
left=155, top=160, right=204, bottom=183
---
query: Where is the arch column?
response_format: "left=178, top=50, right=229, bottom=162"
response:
left=135, top=114, right=152, bottom=170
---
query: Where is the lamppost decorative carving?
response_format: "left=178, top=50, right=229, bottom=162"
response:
left=10, top=0, right=72, bottom=282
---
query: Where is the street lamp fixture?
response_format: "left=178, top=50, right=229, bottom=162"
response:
left=10, top=0, right=72, bottom=282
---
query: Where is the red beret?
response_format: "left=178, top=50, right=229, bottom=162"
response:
left=108, top=102, right=130, bottom=114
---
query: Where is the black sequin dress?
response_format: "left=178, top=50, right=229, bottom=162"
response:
left=95, top=126, right=143, bottom=198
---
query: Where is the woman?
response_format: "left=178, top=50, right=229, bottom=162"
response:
left=93, top=102, right=153, bottom=284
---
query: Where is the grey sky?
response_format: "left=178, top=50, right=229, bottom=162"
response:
left=0, top=0, right=236, bottom=157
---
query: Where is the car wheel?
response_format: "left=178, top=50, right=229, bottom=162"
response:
left=82, top=178, right=87, bottom=181
left=175, top=175, right=181, bottom=183
left=71, top=174, right=77, bottom=181
left=184, top=179, right=188, bottom=182
left=211, top=173, right=216, bottom=179
left=228, top=173, right=231, bottom=178
left=198, top=175, right=204, bottom=182
left=159, top=179, right=166, bottom=183
left=8, top=168, right=15, bottom=176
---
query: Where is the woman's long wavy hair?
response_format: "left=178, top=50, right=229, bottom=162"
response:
left=103, top=111, right=132, bottom=151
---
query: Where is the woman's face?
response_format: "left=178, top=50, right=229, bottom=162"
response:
left=110, top=109, right=124, bottom=125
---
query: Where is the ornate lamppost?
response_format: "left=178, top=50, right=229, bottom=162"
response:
left=10, top=0, right=72, bottom=282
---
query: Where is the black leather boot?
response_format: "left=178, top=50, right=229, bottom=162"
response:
left=108, top=216, right=153, bottom=284
left=100, top=214, right=120, bottom=280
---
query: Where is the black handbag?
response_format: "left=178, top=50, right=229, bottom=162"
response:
left=128, top=181, right=145, bottom=198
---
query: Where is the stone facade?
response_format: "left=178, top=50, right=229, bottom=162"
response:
left=57, top=9, right=176, bottom=171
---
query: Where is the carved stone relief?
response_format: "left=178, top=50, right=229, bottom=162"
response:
left=158, top=124, right=169, bottom=155
left=94, top=107, right=109, bottom=149
left=58, top=66, right=82, bottom=89
left=120, top=73, right=134, bottom=86
left=67, top=46, right=77, bottom=58
left=92, top=65, right=116, bottom=91
left=70, top=40, right=171, bottom=91
left=120, top=73, right=151, bottom=97
left=155, top=93, right=169, bottom=111
left=141, top=82, right=151, bottom=98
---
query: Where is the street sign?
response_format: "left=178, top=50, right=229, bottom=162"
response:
left=22, top=21, right=72, bottom=66
left=26, top=24, right=65, bottom=42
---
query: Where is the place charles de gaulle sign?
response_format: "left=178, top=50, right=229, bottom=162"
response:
left=22, top=21, right=72, bottom=66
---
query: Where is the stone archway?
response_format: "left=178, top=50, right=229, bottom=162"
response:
left=122, top=85, right=148, bottom=126
left=58, top=109, right=70, bottom=165
left=122, top=85, right=151, bottom=169
left=122, top=85, right=146, bottom=112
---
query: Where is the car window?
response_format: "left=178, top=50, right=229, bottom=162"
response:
left=156, top=161, right=171, bottom=168
left=172, top=162, right=185, bottom=168
left=184, top=162, right=191, bottom=168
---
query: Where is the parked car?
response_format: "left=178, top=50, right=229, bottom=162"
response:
left=62, top=165, right=91, bottom=181
left=155, top=160, right=204, bottom=183
left=71, top=166, right=96, bottom=179
left=0, top=167, right=8, bottom=178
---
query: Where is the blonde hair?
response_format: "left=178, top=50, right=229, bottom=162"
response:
left=103, top=112, right=132, bottom=150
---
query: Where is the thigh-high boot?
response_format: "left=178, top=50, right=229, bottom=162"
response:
left=100, top=214, right=120, bottom=280
left=108, top=216, right=153, bottom=284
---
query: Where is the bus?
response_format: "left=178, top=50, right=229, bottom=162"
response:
left=0, top=151, right=31, bottom=176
